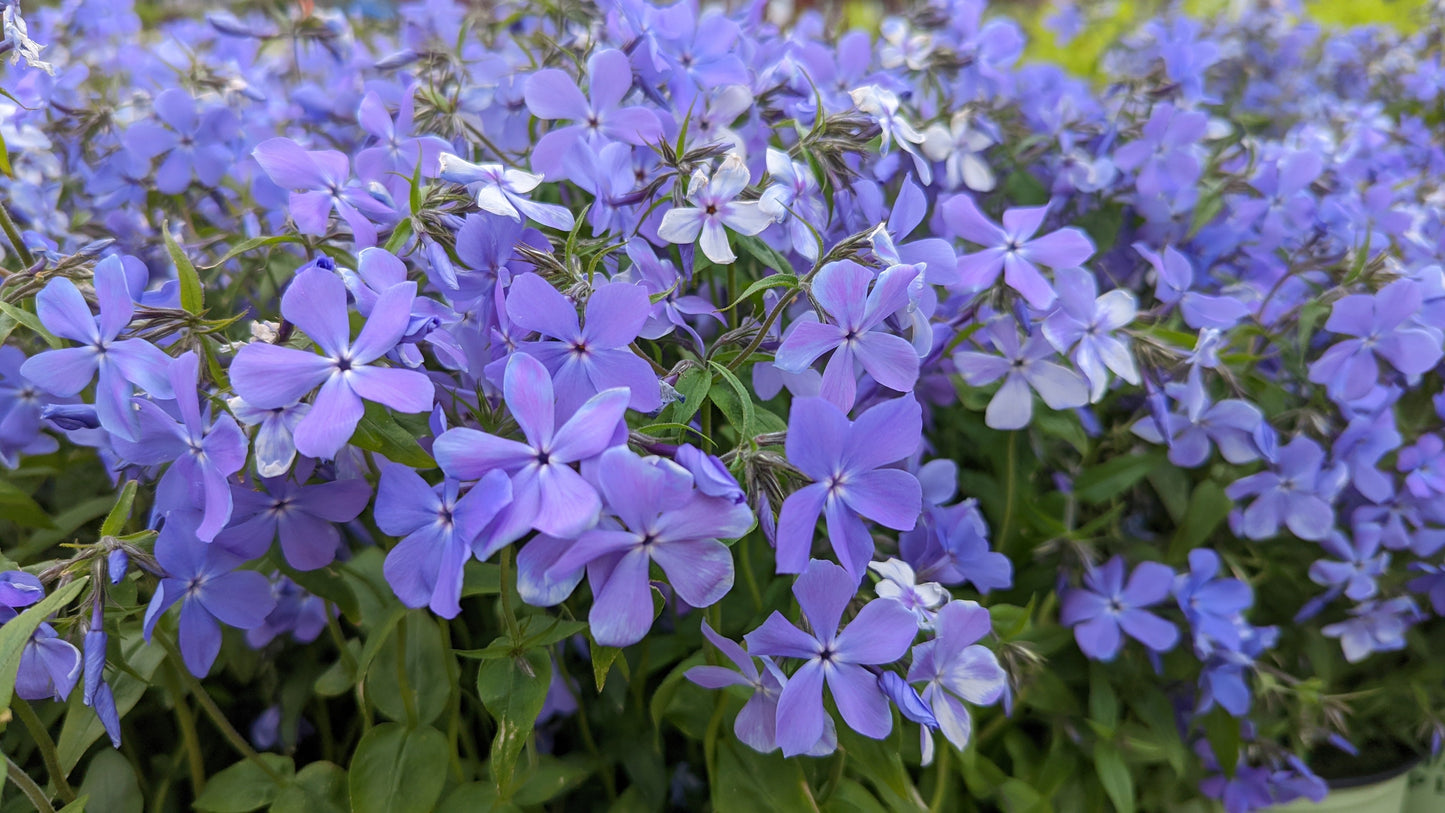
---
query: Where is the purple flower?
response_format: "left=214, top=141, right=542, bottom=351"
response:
left=657, top=153, right=772, bottom=265
left=19, top=255, right=174, bottom=440
left=124, top=88, right=236, bottom=194
left=1308, top=524, right=1387, bottom=602
left=1225, top=436, right=1343, bottom=542
left=776, top=396, right=923, bottom=581
left=686, top=621, right=835, bottom=755
left=774, top=261, right=920, bottom=411
left=1131, top=381, right=1270, bottom=468
left=900, top=498, right=1012, bottom=593
left=13, top=620, right=80, bottom=702
left=252, top=137, right=394, bottom=248
left=953, top=318, right=1089, bottom=430
left=1042, top=266, right=1140, bottom=401
left=1308, top=279, right=1443, bottom=402
left=1321, top=597, right=1419, bottom=663
left=227, top=397, right=308, bottom=479
left=907, top=600, right=1006, bottom=761
left=230, top=266, right=435, bottom=461
left=144, top=514, right=278, bottom=677
left=524, top=48, right=664, bottom=179
left=433, top=352, right=628, bottom=550
left=1173, top=549, right=1252, bottom=652
left=504, top=272, right=661, bottom=415
left=110, top=352, right=247, bottom=542
left=941, top=195, right=1094, bottom=309
left=1060, top=556, right=1178, bottom=661
left=355, top=86, right=452, bottom=182
left=437, top=154, right=575, bottom=231
left=868, top=558, right=948, bottom=627
left=744, top=560, right=917, bottom=756
left=1399, top=434, right=1445, bottom=499
left=377, top=464, right=512, bottom=619
left=758, top=148, right=826, bottom=261
left=217, top=474, right=372, bottom=570
left=546, top=448, right=752, bottom=646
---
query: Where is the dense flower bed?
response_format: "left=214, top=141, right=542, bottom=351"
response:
left=1, top=0, right=1443, bottom=810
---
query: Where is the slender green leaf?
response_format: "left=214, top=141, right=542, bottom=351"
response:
left=1072, top=452, right=1165, bottom=504
left=98, top=480, right=139, bottom=537
left=77, top=749, right=141, bottom=813
left=1093, top=743, right=1134, bottom=813
left=708, top=361, right=755, bottom=442
left=198, top=235, right=304, bottom=270
left=0, top=301, right=62, bottom=348
left=0, top=479, right=55, bottom=528
left=163, top=220, right=205, bottom=314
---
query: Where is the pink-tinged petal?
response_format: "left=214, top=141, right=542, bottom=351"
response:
left=348, top=366, right=435, bottom=412
left=843, top=469, right=921, bottom=531
left=293, top=375, right=364, bottom=460
left=984, top=373, right=1033, bottom=430
left=35, top=277, right=100, bottom=344
left=657, top=207, right=705, bottom=245
left=811, top=261, right=872, bottom=329
left=20, top=347, right=97, bottom=396
left=853, top=332, right=920, bottom=393
left=1023, top=227, right=1094, bottom=269
left=583, top=281, right=649, bottom=348
left=524, top=69, right=590, bottom=121
left=506, top=273, right=581, bottom=341
left=252, top=137, right=327, bottom=190
left=939, top=194, right=1006, bottom=245
left=350, top=281, right=417, bottom=363
left=1024, top=360, right=1089, bottom=410
left=774, top=660, right=827, bottom=757
left=93, top=257, right=135, bottom=340
left=588, top=548, right=653, bottom=647
left=775, top=483, right=827, bottom=574
left=846, top=396, right=922, bottom=471
left=794, top=559, right=856, bottom=640
left=534, top=463, right=602, bottom=538
left=288, top=191, right=333, bottom=236
left=230, top=343, right=330, bottom=409
left=550, top=387, right=629, bottom=462
left=653, top=538, right=733, bottom=607
left=280, top=267, right=351, bottom=357
left=826, top=662, right=892, bottom=739
left=434, top=428, right=535, bottom=479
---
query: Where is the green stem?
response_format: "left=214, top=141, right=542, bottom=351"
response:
left=156, top=634, right=285, bottom=784
left=725, top=288, right=798, bottom=372
left=0, top=201, right=34, bottom=269
left=927, top=742, right=951, bottom=813
left=395, top=616, right=419, bottom=728
left=13, top=701, right=75, bottom=803
left=5, top=752, right=55, bottom=813
left=498, top=547, right=523, bottom=646
left=438, top=620, right=466, bottom=782
left=160, top=662, right=207, bottom=796
left=739, top=534, right=763, bottom=613
left=998, top=430, right=1018, bottom=555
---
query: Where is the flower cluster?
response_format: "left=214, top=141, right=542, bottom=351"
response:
left=1, top=0, right=1443, bottom=809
